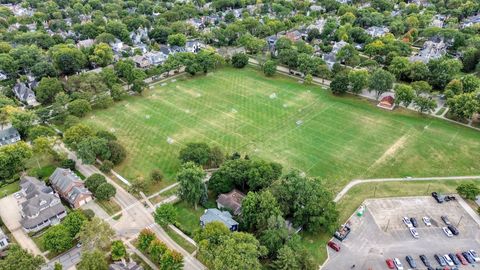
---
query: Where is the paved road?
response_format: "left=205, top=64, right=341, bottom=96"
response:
left=42, top=247, right=81, bottom=270
left=334, top=175, right=480, bottom=202
left=56, top=143, right=206, bottom=270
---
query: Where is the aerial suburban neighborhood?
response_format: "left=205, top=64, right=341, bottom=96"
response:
left=0, top=0, right=479, bottom=269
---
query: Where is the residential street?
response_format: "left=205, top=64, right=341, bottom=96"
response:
left=42, top=247, right=81, bottom=270
left=55, top=143, right=206, bottom=270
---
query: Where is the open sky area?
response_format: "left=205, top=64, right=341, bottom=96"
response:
left=84, top=67, right=480, bottom=192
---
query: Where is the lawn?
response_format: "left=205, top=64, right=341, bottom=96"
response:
left=96, top=199, right=122, bottom=216
left=84, top=67, right=480, bottom=194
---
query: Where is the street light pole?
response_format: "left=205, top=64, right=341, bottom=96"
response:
left=457, top=216, right=463, bottom=227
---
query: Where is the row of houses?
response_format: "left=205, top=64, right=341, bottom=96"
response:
left=19, top=168, right=92, bottom=233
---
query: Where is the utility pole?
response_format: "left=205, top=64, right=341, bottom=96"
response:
left=457, top=216, right=463, bottom=228
left=385, top=219, right=390, bottom=232
left=373, top=185, right=377, bottom=197
left=426, top=183, right=431, bottom=194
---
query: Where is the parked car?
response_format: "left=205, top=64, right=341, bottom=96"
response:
left=462, top=252, right=475, bottom=264
left=444, top=195, right=456, bottom=201
left=447, top=225, right=459, bottom=235
left=386, top=259, right=395, bottom=269
left=435, top=254, right=447, bottom=266
left=456, top=253, right=468, bottom=265
left=327, top=241, right=340, bottom=252
left=409, top=227, right=419, bottom=238
left=469, top=250, right=480, bottom=262
left=13, top=192, right=21, bottom=199
left=420, top=254, right=431, bottom=267
left=442, top=227, right=453, bottom=237
left=449, top=253, right=460, bottom=265
left=443, top=254, right=454, bottom=266
left=393, top=258, right=404, bottom=270
left=423, top=216, right=431, bottom=226
left=410, top=217, right=418, bottom=227
left=441, top=215, right=451, bottom=225
left=432, top=192, right=444, bottom=203
left=406, top=255, right=417, bottom=268
left=403, top=217, right=413, bottom=228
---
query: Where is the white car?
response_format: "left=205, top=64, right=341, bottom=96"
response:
left=443, top=254, right=454, bottom=266
left=402, top=217, right=413, bottom=228
left=442, top=227, right=453, bottom=237
left=14, top=192, right=21, bottom=199
left=422, top=216, right=431, bottom=226
left=469, top=250, right=480, bottom=262
left=393, top=258, right=404, bottom=270
left=409, top=227, right=419, bottom=238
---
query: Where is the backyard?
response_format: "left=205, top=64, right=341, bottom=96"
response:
left=84, top=67, right=480, bottom=193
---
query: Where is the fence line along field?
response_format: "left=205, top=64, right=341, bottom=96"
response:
left=84, top=67, right=480, bottom=191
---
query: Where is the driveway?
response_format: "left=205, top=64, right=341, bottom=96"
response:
left=0, top=195, right=43, bottom=256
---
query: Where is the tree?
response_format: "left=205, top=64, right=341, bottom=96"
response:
left=447, top=93, right=480, bottom=120
left=273, top=245, right=299, bottom=270
left=110, top=240, right=127, bottom=261
left=456, top=183, right=480, bottom=200
left=43, top=225, right=74, bottom=253
left=238, top=34, right=266, bottom=54
left=411, top=81, right=432, bottom=95
left=151, top=169, right=164, bottom=182
left=49, top=44, right=87, bottom=75
left=330, top=71, right=349, bottom=95
left=177, top=162, right=207, bottom=210
left=95, top=183, right=116, bottom=200
left=28, top=126, right=55, bottom=140
left=11, top=110, right=37, bottom=137
left=179, top=143, right=211, bottom=166
left=0, top=244, right=44, bottom=270
left=154, top=203, right=177, bottom=226
left=149, top=26, right=172, bottom=44
left=263, top=60, right=277, bottom=76
left=160, top=249, right=184, bottom=270
left=100, top=160, right=113, bottom=173
left=460, top=74, right=480, bottom=93
left=408, top=61, right=429, bottom=82
left=35, top=77, right=63, bottom=104
left=231, top=53, right=249, bottom=68
left=196, top=49, right=224, bottom=74
left=89, top=43, right=113, bottom=67
left=336, top=44, right=360, bottom=67
left=77, top=137, right=110, bottom=164
left=242, top=190, right=282, bottom=232
left=167, top=33, right=187, bottom=47
left=54, top=262, right=63, bottom=270
left=107, top=141, right=126, bottom=165
left=394, top=85, right=415, bottom=107
left=68, top=99, right=92, bottom=117
left=427, top=57, right=462, bottom=89
left=32, top=60, right=58, bottom=79
left=413, top=96, right=436, bottom=114
left=63, top=211, right=87, bottom=238
left=64, top=124, right=95, bottom=149
left=149, top=239, right=168, bottom=264
left=0, top=142, right=33, bottom=181
left=348, top=70, right=369, bottom=94
left=259, top=216, right=289, bottom=257
left=77, top=249, right=108, bottom=270
left=388, top=56, right=410, bottom=80
left=85, top=174, right=107, bottom=193
left=78, top=217, right=115, bottom=252
left=369, top=69, right=395, bottom=100
left=137, top=229, right=156, bottom=252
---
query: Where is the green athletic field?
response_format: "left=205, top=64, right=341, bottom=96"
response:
left=84, top=67, right=480, bottom=191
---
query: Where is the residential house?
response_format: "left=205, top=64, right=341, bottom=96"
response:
left=12, top=79, right=39, bottom=106
left=409, top=36, right=449, bottom=63
left=130, top=27, right=149, bottom=46
left=216, top=189, right=245, bottom=215
left=19, top=176, right=67, bottom=232
left=266, top=35, right=279, bottom=52
left=187, top=18, right=204, bottom=30
left=310, top=5, right=325, bottom=12
left=145, top=51, right=168, bottom=66
left=132, top=55, right=151, bottom=69
left=366, top=26, right=389, bottom=37
left=431, top=15, right=446, bottom=28
left=323, top=40, right=348, bottom=69
left=0, top=228, right=8, bottom=250
left=49, top=168, right=93, bottom=208
left=285, top=30, right=307, bottom=42
left=307, top=19, right=326, bottom=33
left=109, top=260, right=143, bottom=270
left=200, top=209, right=239, bottom=231
left=0, top=126, right=21, bottom=147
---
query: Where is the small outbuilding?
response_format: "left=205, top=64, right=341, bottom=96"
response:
left=377, top=95, right=395, bottom=110
left=216, top=189, right=245, bottom=215
left=200, top=209, right=239, bottom=231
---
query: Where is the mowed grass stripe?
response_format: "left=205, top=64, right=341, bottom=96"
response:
left=83, top=67, right=480, bottom=192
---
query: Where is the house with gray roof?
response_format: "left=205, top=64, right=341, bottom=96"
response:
left=409, top=36, right=449, bottom=63
left=50, top=168, right=92, bottom=208
left=12, top=81, right=38, bottom=106
left=323, top=40, right=348, bottom=69
left=0, top=126, right=20, bottom=147
left=19, top=176, right=67, bottom=232
left=366, top=26, right=389, bottom=37
left=461, top=14, right=480, bottom=28
left=200, top=209, right=239, bottom=231
left=0, top=228, right=8, bottom=250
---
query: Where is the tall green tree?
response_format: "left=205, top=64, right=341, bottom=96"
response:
left=368, top=68, right=395, bottom=100
left=242, top=190, right=283, bottom=232
left=0, top=244, right=44, bottom=270
left=456, top=183, right=480, bottom=200
left=177, top=162, right=207, bottom=210
left=77, top=249, right=108, bottom=270
left=78, top=217, right=115, bottom=252
left=43, top=225, right=74, bottom=253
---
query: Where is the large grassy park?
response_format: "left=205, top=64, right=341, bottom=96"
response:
left=84, top=67, right=480, bottom=192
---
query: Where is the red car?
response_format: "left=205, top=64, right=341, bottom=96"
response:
left=456, top=253, right=468, bottom=265
left=327, top=241, right=340, bottom=252
left=386, top=259, right=395, bottom=269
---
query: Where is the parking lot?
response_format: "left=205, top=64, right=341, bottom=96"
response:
left=323, top=196, right=480, bottom=270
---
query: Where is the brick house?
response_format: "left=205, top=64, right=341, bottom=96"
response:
left=49, top=168, right=93, bottom=208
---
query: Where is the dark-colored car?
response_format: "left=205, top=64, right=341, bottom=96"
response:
left=456, top=253, right=468, bottom=265
left=327, top=241, right=340, bottom=252
left=441, top=215, right=451, bottom=225
left=406, top=255, right=417, bottom=268
left=432, top=192, right=444, bottom=203
left=447, top=225, right=459, bottom=235
left=449, top=253, right=460, bottom=265
left=435, top=254, right=447, bottom=266
left=410, top=217, right=418, bottom=227
left=462, top=252, right=475, bottom=263
left=420, top=254, right=431, bottom=267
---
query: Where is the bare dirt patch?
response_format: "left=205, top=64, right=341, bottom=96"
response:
left=370, top=135, right=410, bottom=168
